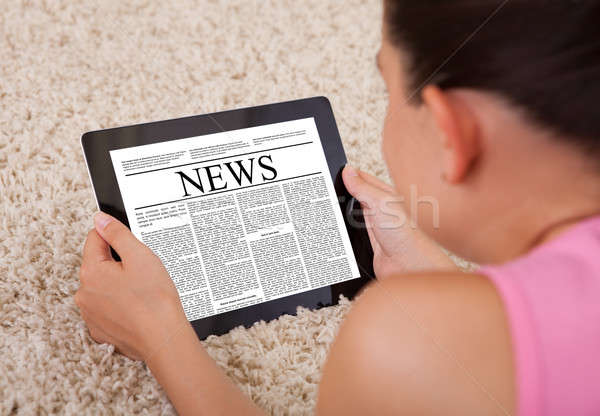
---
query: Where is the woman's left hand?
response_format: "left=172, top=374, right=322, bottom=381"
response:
left=75, top=212, right=188, bottom=361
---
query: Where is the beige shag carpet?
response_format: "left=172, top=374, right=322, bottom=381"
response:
left=0, top=1, right=388, bottom=414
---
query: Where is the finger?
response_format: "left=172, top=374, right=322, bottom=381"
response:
left=79, top=308, right=110, bottom=343
left=357, top=170, right=396, bottom=194
left=83, top=228, right=113, bottom=264
left=80, top=308, right=141, bottom=360
left=94, top=212, right=144, bottom=260
left=343, top=165, right=392, bottom=208
left=88, top=324, right=112, bottom=345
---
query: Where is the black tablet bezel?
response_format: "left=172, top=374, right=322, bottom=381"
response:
left=81, top=96, right=374, bottom=339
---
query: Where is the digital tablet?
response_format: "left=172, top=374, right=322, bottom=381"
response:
left=81, top=96, right=374, bottom=339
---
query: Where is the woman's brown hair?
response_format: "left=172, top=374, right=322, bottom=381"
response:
left=385, top=0, right=600, bottom=152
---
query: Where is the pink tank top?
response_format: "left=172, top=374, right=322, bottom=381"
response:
left=480, top=216, right=600, bottom=416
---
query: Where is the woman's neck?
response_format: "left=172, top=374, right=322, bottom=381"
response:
left=526, top=211, right=600, bottom=250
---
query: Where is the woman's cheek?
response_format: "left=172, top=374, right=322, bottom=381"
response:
left=381, top=116, right=395, bottom=174
left=382, top=111, right=408, bottom=194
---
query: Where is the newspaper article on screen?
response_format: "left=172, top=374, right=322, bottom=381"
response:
left=110, top=117, right=361, bottom=321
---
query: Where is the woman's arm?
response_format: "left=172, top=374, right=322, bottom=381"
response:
left=76, top=167, right=461, bottom=414
left=76, top=213, right=263, bottom=416
left=146, top=323, right=263, bottom=415
left=77, top=214, right=509, bottom=415
left=316, top=272, right=515, bottom=415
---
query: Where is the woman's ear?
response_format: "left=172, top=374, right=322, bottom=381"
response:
left=422, top=86, right=480, bottom=183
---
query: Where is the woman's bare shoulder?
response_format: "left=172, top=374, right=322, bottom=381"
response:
left=316, top=272, right=515, bottom=416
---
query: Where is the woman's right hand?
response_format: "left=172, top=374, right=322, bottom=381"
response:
left=76, top=212, right=189, bottom=362
left=342, top=166, right=457, bottom=278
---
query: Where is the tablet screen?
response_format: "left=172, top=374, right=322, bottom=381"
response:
left=109, top=117, right=361, bottom=321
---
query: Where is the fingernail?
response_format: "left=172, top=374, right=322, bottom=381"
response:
left=345, top=165, right=358, bottom=177
left=94, top=211, right=113, bottom=231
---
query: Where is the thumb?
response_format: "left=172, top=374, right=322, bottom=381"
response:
left=94, top=212, right=144, bottom=260
left=342, top=165, right=390, bottom=209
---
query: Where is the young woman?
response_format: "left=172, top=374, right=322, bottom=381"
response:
left=75, top=1, right=600, bottom=414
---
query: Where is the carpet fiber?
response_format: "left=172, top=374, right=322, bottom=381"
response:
left=0, top=1, right=388, bottom=414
